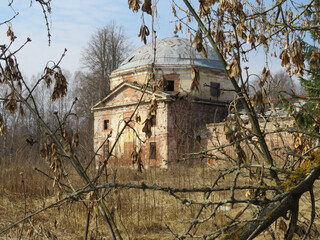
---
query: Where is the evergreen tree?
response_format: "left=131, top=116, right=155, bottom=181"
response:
left=300, top=0, right=320, bottom=97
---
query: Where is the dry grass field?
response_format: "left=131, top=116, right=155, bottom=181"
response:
left=1, top=154, right=320, bottom=239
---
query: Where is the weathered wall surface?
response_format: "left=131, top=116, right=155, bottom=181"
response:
left=110, top=66, right=234, bottom=102
left=178, top=67, right=234, bottom=102
left=96, top=56, right=235, bottom=168
left=202, top=118, right=295, bottom=166
left=166, top=99, right=228, bottom=166
left=94, top=90, right=169, bottom=168
left=94, top=94, right=229, bottom=168
left=95, top=88, right=295, bottom=169
left=94, top=36, right=239, bottom=168
left=110, top=68, right=148, bottom=90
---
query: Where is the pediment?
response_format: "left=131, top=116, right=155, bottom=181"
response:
left=93, top=81, right=171, bottom=110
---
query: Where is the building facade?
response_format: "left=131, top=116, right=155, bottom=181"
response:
left=92, top=36, right=234, bottom=168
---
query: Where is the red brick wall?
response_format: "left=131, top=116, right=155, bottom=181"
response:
left=203, top=118, right=295, bottom=166
left=166, top=99, right=228, bottom=166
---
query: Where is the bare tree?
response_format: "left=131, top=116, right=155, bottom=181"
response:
left=124, top=1, right=320, bottom=239
left=73, top=22, right=131, bottom=163
left=2, top=1, right=320, bottom=240
left=250, top=70, right=305, bottom=99
left=81, top=21, right=130, bottom=99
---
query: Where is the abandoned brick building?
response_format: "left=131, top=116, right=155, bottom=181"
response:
left=92, top=36, right=235, bottom=168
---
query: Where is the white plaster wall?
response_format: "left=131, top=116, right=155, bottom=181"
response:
left=111, top=66, right=235, bottom=103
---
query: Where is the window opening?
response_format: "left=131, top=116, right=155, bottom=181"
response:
left=104, top=120, right=109, bottom=130
left=210, top=82, right=220, bottom=97
left=164, top=80, right=174, bottom=91
left=151, top=114, right=156, bottom=127
left=149, top=142, right=157, bottom=160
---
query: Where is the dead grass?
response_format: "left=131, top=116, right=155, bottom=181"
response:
left=0, top=155, right=320, bottom=239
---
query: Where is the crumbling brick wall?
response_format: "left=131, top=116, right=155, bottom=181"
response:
left=203, top=118, right=295, bottom=166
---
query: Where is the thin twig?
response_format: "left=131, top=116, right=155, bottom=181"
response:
left=18, top=177, right=27, bottom=240
left=85, top=210, right=91, bottom=240
left=303, top=188, right=315, bottom=240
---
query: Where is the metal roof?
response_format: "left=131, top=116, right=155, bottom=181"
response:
left=113, top=36, right=225, bottom=73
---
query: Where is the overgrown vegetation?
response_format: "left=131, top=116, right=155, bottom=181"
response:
left=1, top=0, right=320, bottom=240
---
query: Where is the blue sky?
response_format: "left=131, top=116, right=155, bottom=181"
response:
left=1, top=0, right=283, bottom=80
left=1, top=0, right=180, bottom=78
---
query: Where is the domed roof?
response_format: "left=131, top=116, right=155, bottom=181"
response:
left=113, top=36, right=225, bottom=73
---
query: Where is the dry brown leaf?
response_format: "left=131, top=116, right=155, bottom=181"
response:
left=0, top=114, right=4, bottom=136
left=5, top=66, right=11, bottom=80
left=128, top=0, right=141, bottom=12
left=142, top=0, right=152, bottom=14
left=226, top=59, right=241, bottom=78
left=224, top=121, right=235, bottom=143
left=253, top=90, right=263, bottom=104
left=192, top=30, right=202, bottom=48
left=280, top=49, right=290, bottom=67
left=51, top=68, right=68, bottom=101
left=72, top=131, right=80, bottom=147
left=142, top=95, right=158, bottom=138
left=192, top=30, right=208, bottom=58
left=56, top=191, right=62, bottom=201
left=136, top=111, right=141, bottom=123
left=199, top=0, right=214, bottom=13
left=293, top=133, right=311, bottom=155
left=310, top=49, right=320, bottom=68
left=253, top=90, right=265, bottom=114
left=236, top=20, right=247, bottom=40
left=247, top=28, right=256, bottom=49
left=131, top=146, right=144, bottom=172
left=233, top=0, right=243, bottom=16
left=245, top=189, right=254, bottom=199
left=191, top=66, right=200, bottom=92
left=173, top=24, right=178, bottom=34
left=150, top=95, right=158, bottom=113
left=6, top=26, right=16, bottom=41
left=216, top=29, right=226, bottom=45
left=219, top=0, right=228, bottom=11
left=8, top=57, right=14, bottom=68
left=51, top=143, right=58, bottom=155
left=5, top=94, right=17, bottom=114
left=290, top=41, right=305, bottom=75
left=171, top=4, right=177, bottom=17
left=44, top=67, right=53, bottom=87
left=142, top=118, right=152, bottom=138
left=260, top=67, right=270, bottom=88
left=201, top=47, right=208, bottom=58
left=138, top=24, right=150, bottom=45
left=258, top=33, right=267, bottom=47
left=237, top=146, right=246, bottom=163
left=288, top=9, right=293, bottom=22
